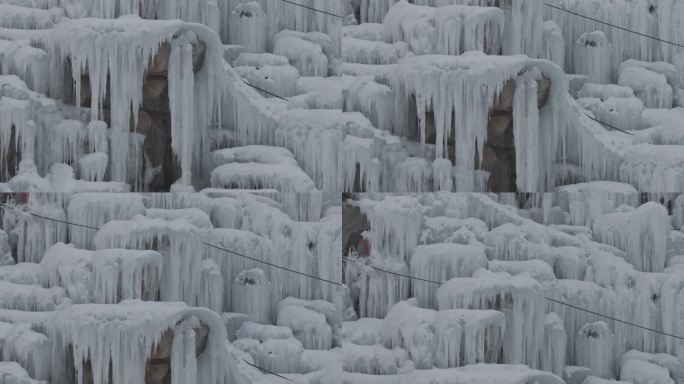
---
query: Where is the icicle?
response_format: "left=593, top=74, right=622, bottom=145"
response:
left=543, top=312, right=568, bottom=377
left=47, top=302, right=229, bottom=384
left=513, top=71, right=541, bottom=191
left=199, top=258, right=224, bottom=314
left=543, top=21, right=565, bottom=68
left=410, top=243, right=487, bottom=308
left=593, top=203, right=670, bottom=272
left=171, top=320, right=198, bottom=384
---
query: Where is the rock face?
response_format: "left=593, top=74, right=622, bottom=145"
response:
left=74, top=41, right=206, bottom=191
left=80, top=322, right=210, bottom=384
left=419, top=74, right=551, bottom=192
left=342, top=198, right=370, bottom=257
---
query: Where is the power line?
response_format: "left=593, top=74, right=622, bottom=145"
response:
left=243, top=360, right=294, bottom=381
left=342, top=256, right=443, bottom=285
left=205, top=242, right=342, bottom=286
left=545, top=297, right=684, bottom=340
left=241, top=80, right=289, bottom=101
left=1, top=201, right=341, bottom=286
left=0, top=202, right=100, bottom=230
left=544, top=2, right=684, bottom=49
left=277, top=0, right=342, bottom=18
left=344, top=256, right=684, bottom=340
left=584, top=113, right=635, bottom=136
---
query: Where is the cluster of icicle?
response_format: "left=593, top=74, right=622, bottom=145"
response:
left=0, top=16, right=226, bottom=189
left=46, top=301, right=229, bottom=384
left=360, top=0, right=543, bottom=58
left=383, top=0, right=505, bottom=56
left=8, top=0, right=221, bottom=33
left=388, top=53, right=570, bottom=191
left=3, top=192, right=341, bottom=312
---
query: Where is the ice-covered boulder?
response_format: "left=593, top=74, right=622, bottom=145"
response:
left=276, top=304, right=333, bottom=350
left=0, top=362, right=44, bottom=384
left=543, top=312, right=567, bottom=376
left=620, top=359, right=674, bottom=384
left=618, top=67, right=673, bottom=109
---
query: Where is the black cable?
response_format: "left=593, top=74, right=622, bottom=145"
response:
left=205, top=242, right=342, bottom=286
left=1, top=202, right=341, bottom=286
left=342, top=256, right=443, bottom=285
left=241, top=80, right=289, bottom=101
left=243, top=360, right=294, bottom=381
left=544, top=2, right=684, bottom=49
left=0, top=202, right=100, bottom=230
left=546, top=297, right=684, bottom=340
left=344, top=256, right=684, bottom=340
left=584, top=113, right=635, bottom=136
left=277, top=0, right=342, bottom=18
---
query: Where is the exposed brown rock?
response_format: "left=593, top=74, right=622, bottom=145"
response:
left=80, top=322, right=210, bottom=384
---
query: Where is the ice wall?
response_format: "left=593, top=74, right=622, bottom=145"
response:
left=546, top=0, right=684, bottom=65
left=388, top=53, right=569, bottom=191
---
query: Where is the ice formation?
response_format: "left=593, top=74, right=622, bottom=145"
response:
left=344, top=192, right=684, bottom=383
left=331, top=0, right=684, bottom=193
left=0, top=191, right=341, bottom=383
left=0, top=0, right=346, bottom=195
left=573, top=31, right=612, bottom=84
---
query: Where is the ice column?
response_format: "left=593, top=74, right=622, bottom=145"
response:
left=232, top=268, right=272, bottom=324
left=200, top=259, right=224, bottom=314
left=543, top=21, right=566, bottom=68
left=543, top=312, right=568, bottom=377
left=513, top=71, right=541, bottom=191
left=229, top=2, right=267, bottom=53
left=576, top=321, right=616, bottom=379
left=169, top=35, right=196, bottom=187
left=574, top=31, right=612, bottom=84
